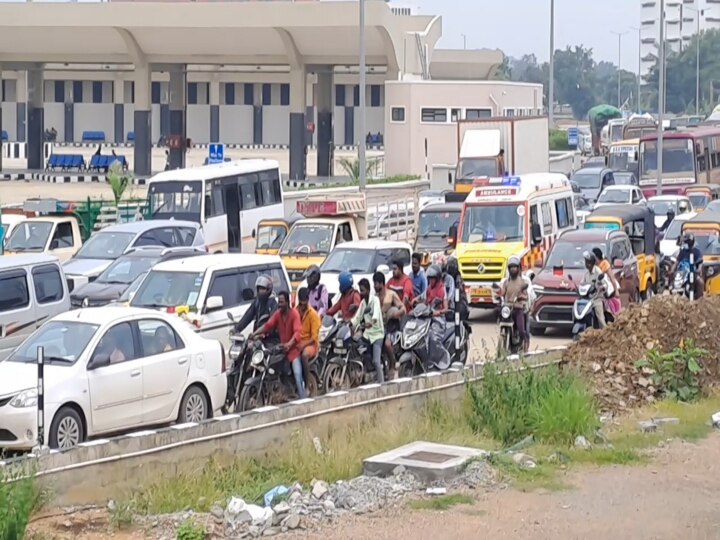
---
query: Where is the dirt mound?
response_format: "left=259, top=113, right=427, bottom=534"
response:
left=562, top=295, right=720, bottom=413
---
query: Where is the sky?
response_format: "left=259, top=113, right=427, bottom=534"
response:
left=412, top=0, right=641, bottom=71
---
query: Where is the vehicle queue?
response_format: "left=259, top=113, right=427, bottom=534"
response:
left=2, top=156, right=720, bottom=452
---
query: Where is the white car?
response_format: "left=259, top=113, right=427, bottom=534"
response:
left=594, top=185, right=646, bottom=208
left=647, top=195, right=694, bottom=229
left=298, top=240, right=413, bottom=305
left=0, top=307, right=227, bottom=450
left=659, top=212, right=697, bottom=258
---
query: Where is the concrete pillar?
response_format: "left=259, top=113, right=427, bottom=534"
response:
left=114, top=79, right=125, bottom=144
left=289, top=66, right=307, bottom=181
left=253, top=83, right=263, bottom=145
left=209, top=79, right=220, bottom=143
left=16, top=72, right=26, bottom=142
left=133, top=65, right=152, bottom=177
left=27, top=66, right=44, bottom=170
left=168, top=67, right=186, bottom=169
left=64, top=81, right=74, bottom=143
left=316, top=70, right=333, bottom=177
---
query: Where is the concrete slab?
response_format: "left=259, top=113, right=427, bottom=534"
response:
left=363, top=441, right=488, bottom=483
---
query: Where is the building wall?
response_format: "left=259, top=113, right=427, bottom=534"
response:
left=383, top=80, right=543, bottom=177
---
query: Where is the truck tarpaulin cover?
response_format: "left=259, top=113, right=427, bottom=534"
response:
left=588, top=105, right=622, bottom=136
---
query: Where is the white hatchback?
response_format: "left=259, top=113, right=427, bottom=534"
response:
left=0, top=307, right=226, bottom=450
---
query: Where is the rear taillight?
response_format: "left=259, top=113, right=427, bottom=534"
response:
left=220, top=344, right=226, bottom=372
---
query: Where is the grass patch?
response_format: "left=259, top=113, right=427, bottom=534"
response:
left=408, top=494, right=474, bottom=511
left=488, top=454, right=570, bottom=492
left=0, top=464, right=43, bottom=540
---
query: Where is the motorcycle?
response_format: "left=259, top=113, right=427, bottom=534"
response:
left=223, top=312, right=269, bottom=413
left=238, top=339, right=321, bottom=411
left=317, top=314, right=341, bottom=390
left=658, top=255, right=675, bottom=293
left=493, top=282, right=529, bottom=356
left=671, top=260, right=692, bottom=298
left=569, top=274, right=616, bottom=341
left=397, top=299, right=452, bottom=378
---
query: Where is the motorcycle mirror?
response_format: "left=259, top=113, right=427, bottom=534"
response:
left=567, top=274, right=574, bottom=281
left=226, top=311, right=235, bottom=322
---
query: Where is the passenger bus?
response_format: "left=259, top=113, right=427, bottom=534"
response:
left=608, top=138, right=639, bottom=176
left=638, top=128, right=720, bottom=197
left=145, top=160, right=284, bottom=253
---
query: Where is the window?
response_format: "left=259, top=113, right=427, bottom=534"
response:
left=541, top=202, right=553, bottom=234
left=259, top=170, right=282, bottom=205
left=280, top=83, right=290, bottom=106
left=51, top=222, right=74, bottom=249
left=529, top=204, right=539, bottom=236
left=555, top=198, right=570, bottom=229
left=208, top=271, right=241, bottom=308
left=54, top=80, right=65, bottom=103
left=335, top=84, right=346, bottom=107
left=175, top=227, right=198, bottom=247
left=151, top=81, right=161, bottom=105
left=465, top=108, right=492, bottom=120
left=240, top=182, right=257, bottom=210
left=133, top=227, right=177, bottom=248
left=504, top=108, right=515, bottom=117
left=565, top=197, right=575, bottom=226
left=391, top=107, right=405, bottom=122
left=392, top=248, right=411, bottom=267
left=353, top=85, right=360, bottom=107
left=188, top=82, right=198, bottom=105
left=208, top=181, right=225, bottom=218
left=244, top=83, right=254, bottom=106
left=73, top=81, right=83, bottom=103
left=93, top=322, right=137, bottom=364
left=370, top=85, right=381, bottom=107
left=0, top=270, right=29, bottom=312
left=262, top=83, right=272, bottom=106
left=138, top=319, right=184, bottom=356
left=224, top=82, right=235, bottom=105
left=451, top=108, right=461, bottom=122
left=32, top=264, right=63, bottom=305
left=421, top=108, right=447, bottom=123
left=92, top=81, right=103, bottom=104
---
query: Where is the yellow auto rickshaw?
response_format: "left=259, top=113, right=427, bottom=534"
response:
left=680, top=210, right=720, bottom=296
left=686, top=184, right=720, bottom=212
left=584, top=204, right=657, bottom=300
left=253, top=217, right=299, bottom=255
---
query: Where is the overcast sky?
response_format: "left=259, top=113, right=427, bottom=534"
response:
left=413, top=0, right=641, bottom=71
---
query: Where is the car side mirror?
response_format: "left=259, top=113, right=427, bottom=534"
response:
left=89, top=353, right=111, bottom=370
left=205, top=295, right=224, bottom=313
left=613, top=259, right=624, bottom=269
left=376, top=264, right=390, bottom=274
left=252, top=229, right=256, bottom=239
left=449, top=224, right=458, bottom=244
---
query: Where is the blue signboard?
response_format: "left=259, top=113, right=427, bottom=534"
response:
left=208, top=143, right=224, bottom=164
left=567, top=128, right=579, bottom=147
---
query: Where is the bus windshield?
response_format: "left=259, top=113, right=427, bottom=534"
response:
left=460, top=204, right=524, bottom=243
left=640, top=139, right=695, bottom=177
left=147, top=181, right=202, bottom=222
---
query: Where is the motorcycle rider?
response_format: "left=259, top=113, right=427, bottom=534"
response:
left=327, top=271, right=362, bottom=321
left=425, top=264, right=449, bottom=317
left=351, top=278, right=386, bottom=383
left=440, top=259, right=456, bottom=323
left=296, top=287, right=321, bottom=392
left=304, top=264, right=329, bottom=316
left=671, top=232, right=704, bottom=298
left=592, top=247, right=621, bottom=316
left=497, top=256, right=533, bottom=352
left=582, top=251, right=609, bottom=329
left=387, top=259, right=415, bottom=311
left=233, top=275, right=279, bottom=339
left=445, top=257, right=469, bottom=322
left=373, top=271, right=406, bottom=380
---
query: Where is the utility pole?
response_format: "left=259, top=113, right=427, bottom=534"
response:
left=630, top=26, right=642, bottom=111
left=548, top=0, right=555, bottom=127
left=358, top=0, right=367, bottom=190
left=611, top=31, right=628, bottom=108
left=461, top=34, right=467, bottom=50
left=657, top=0, right=666, bottom=196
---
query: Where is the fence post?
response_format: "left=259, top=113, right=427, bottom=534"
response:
left=37, top=345, right=45, bottom=447
left=689, top=251, right=696, bottom=301
left=454, top=285, right=461, bottom=361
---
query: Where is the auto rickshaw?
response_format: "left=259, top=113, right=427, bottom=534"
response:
left=584, top=204, right=657, bottom=300
left=253, top=217, right=299, bottom=255
left=680, top=210, right=720, bottom=296
left=686, top=184, right=720, bottom=212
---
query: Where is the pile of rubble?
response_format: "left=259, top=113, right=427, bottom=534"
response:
left=563, top=295, right=720, bottom=413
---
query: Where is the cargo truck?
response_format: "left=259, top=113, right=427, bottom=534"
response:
left=452, top=117, right=550, bottom=200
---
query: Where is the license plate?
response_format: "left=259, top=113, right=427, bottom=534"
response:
left=406, top=321, right=417, bottom=330
left=471, top=287, right=492, bottom=297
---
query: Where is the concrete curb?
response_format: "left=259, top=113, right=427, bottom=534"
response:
left=0, top=172, right=148, bottom=185
left=49, top=143, right=385, bottom=152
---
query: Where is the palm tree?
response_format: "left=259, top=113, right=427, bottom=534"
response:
left=106, top=161, right=131, bottom=205
left=337, top=156, right=379, bottom=183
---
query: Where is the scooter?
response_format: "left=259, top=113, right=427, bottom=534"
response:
left=671, top=260, right=692, bottom=298
left=569, top=274, right=616, bottom=341
left=397, top=299, right=452, bottom=378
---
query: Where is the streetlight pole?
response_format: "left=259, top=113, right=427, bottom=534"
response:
left=461, top=34, right=467, bottom=50
left=630, top=26, right=642, bottom=111
left=657, top=0, right=666, bottom=196
left=358, top=0, right=367, bottom=190
left=549, top=0, right=555, bottom=127
left=686, top=7, right=710, bottom=115
left=611, top=31, right=629, bottom=108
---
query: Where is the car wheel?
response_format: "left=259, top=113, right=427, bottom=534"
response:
left=640, top=285, right=652, bottom=302
left=49, top=406, right=84, bottom=450
left=178, top=386, right=209, bottom=424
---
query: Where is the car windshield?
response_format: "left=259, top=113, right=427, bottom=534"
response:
left=460, top=204, right=524, bottom=243
left=117, top=272, right=147, bottom=303
left=257, top=224, right=288, bottom=250
left=5, top=221, right=53, bottom=252
left=598, top=189, right=631, bottom=204
left=688, top=193, right=710, bottom=209
left=572, top=172, right=601, bottom=189
left=8, top=321, right=99, bottom=365
left=664, top=219, right=684, bottom=241
left=75, top=231, right=135, bottom=260
left=321, top=248, right=394, bottom=274
left=97, top=256, right=157, bottom=285
left=458, top=158, right=498, bottom=179
left=280, top=224, right=334, bottom=256
left=648, top=200, right=680, bottom=215
left=418, top=211, right=460, bottom=237
left=546, top=241, right=606, bottom=269
left=131, top=270, right=204, bottom=308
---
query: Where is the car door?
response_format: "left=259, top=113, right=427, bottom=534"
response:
left=199, top=268, right=242, bottom=346
left=137, top=318, right=190, bottom=424
left=31, top=263, right=69, bottom=331
left=0, top=268, right=36, bottom=361
left=85, top=321, right=144, bottom=433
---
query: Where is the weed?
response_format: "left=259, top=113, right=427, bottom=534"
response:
left=0, top=465, right=41, bottom=540
left=487, top=454, right=570, bottom=492
left=408, top=494, right=474, bottom=511
left=176, top=519, right=205, bottom=540
left=109, top=499, right=136, bottom=530
left=636, top=339, right=706, bottom=402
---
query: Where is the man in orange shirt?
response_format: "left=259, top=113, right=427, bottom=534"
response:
left=295, top=287, right=320, bottom=393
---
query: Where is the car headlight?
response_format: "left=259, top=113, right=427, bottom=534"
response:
left=707, top=266, right=716, bottom=277
left=251, top=350, right=265, bottom=365
left=10, top=389, right=38, bottom=408
left=82, top=297, right=89, bottom=307
left=501, top=305, right=512, bottom=319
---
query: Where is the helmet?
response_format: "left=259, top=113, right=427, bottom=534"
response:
left=338, top=271, right=354, bottom=294
left=426, top=264, right=442, bottom=280
left=446, top=257, right=459, bottom=275
left=255, top=275, right=273, bottom=291
left=583, top=251, right=597, bottom=266
left=304, top=264, right=321, bottom=279
left=508, top=255, right=521, bottom=268
left=683, top=232, right=695, bottom=248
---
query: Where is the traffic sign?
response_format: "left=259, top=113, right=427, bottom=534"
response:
left=567, top=128, right=579, bottom=148
left=208, top=143, right=224, bottom=164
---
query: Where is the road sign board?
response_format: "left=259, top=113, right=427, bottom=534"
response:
left=208, top=143, right=224, bottom=164
left=567, top=128, right=579, bottom=147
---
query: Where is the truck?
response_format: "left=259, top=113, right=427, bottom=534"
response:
left=453, top=117, right=550, bottom=198
left=588, top=104, right=622, bottom=156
